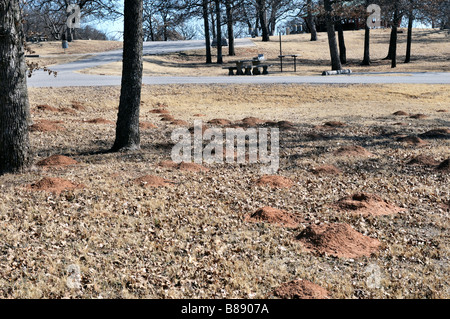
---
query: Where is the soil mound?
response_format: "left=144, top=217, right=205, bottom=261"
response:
left=208, top=119, right=232, bottom=126
left=30, top=121, right=64, bottom=132
left=311, top=164, right=342, bottom=175
left=437, top=159, right=450, bottom=172
left=85, top=118, right=114, bottom=124
left=333, top=146, right=373, bottom=157
left=140, top=121, right=157, bottom=129
left=296, top=223, right=381, bottom=258
left=160, top=114, right=175, bottom=121
left=407, top=155, right=440, bottom=166
left=150, top=109, right=170, bottom=114
left=170, top=120, right=189, bottom=126
left=36, top=104, right=59, bottom=112
left=419, top=128, right=450, bottom=139
left=256, top=175, right=294, bottom=188
left=37, top=155, right=78, bottom=167
left=393, top=111, right=409, bottom=116
left=272, top=279, right=330, bottom=299
left=246, top=206, right=301, bottom=228
left=133, top=175, right=174, bottom=188
left=179, top=162, right=209, bottom=172
left=397, top=136, right=428, bottom=146
left=28, top=177, right=83, bottom=194
left=335, top=193, right=405, bottom=216
left=410, top=114, right=428, bottom=119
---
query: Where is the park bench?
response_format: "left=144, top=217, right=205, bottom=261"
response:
left=225, top=54, right=271, bottom=75
left=252, top=64, right=273, bottom=75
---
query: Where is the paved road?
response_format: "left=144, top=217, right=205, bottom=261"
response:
left=27, top=38, right=450, bottom=87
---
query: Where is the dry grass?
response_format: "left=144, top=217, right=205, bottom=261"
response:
left=0, top=83, right=448, bottom=299
left=79, top=29, right=450, bottom=76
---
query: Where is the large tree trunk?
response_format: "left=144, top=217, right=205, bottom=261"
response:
left=324, top=0, right=341, bottom=70
left=111, top=0, right=144, bottom=152
left=257, top=0, right=270, bottom=41
left=215, top=0, right=223, bottom=64
left=336, top=21, right=347, bottom=64
left=405, top=12, right=413, bottom=63
left=0, top=0, right=32, bottom=175
left=391, top=6, right=399, bottom=68
left=307, top=0, right=317, bottom=41
left=202, top=0, right=212, bottom=63
left=362, top=24, right=371, bottom=65
left=225, top=0, right=235, bottom=56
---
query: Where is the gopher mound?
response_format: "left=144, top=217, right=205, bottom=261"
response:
left=256, top=175, right=294, bottom=188
left=437, top=159, right=450, bottom=172
left=37, top=155, right=78, bottom=167
left=30, top=121, right=64, bottom=132
left=133, top=175, right=174, bottom=188
left=311, top=164, right=342, bottom=175
left=296, top=223, right=381, bottom=258
left=335, top=193, right=405, bottom=216
left=393, top=111, right=409, bottom=116
left=333, top=145, right=373, bottom=157
left=272, top=279, right=330, bottom=299
left=149, top=109, right=170, bottom=114
left=397, top=136, right=428, bottom=146
left=140, top=121, right=157, bottom=130
left=85, top=118, right=114, bottom=124
left=28, top=177, right=83, bottom=194
left=208, top=118, right=232, bottom=126
left=407, top=155, right=440, bottom=166
left=246, top=206, right=301, bottom=228
left=179, top=162, right=209, bottom=172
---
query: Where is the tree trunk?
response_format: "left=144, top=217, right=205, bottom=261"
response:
left=202, top=0, right=212, bottom=63
left=307, top=0, right=317, bottom=41
left=405, top=12, right=413, bottom=63
left=257, top=0, right=270, bottom=41
left=215, top=0, right=223, bottom=64
left=391, top=7, right=399, bottom=68
left=0, top=0, right=33, bottom=175
left=225, top=0, right=235, bottom=56
left=111, top=0, right=144, bottom=152
left=362, top=24, right=371, bottom=65
left=324, top=0, right=341, bottom=70
left=210, top=4, right=216, bottom=39
left=336, top=21, right=347, bottom=64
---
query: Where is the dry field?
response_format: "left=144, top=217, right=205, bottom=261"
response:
left=78, top=29, right=450, bottom=77
left=0, top=83, right=448, bottom=299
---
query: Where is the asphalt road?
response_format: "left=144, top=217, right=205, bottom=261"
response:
left=27, top=38, right=450, bottom=87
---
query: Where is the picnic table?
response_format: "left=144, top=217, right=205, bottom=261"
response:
left=223, top=55, right=272, bottom=76
left=278, top=54, right=300, bottom=72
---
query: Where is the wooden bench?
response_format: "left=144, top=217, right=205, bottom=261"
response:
left=252, top=64, right=273, bottom=75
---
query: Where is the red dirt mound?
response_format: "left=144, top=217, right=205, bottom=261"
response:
left=272, top=279, right=330, bottom=299
left=256, top=175, right=294, bottom=188
left=28, top=177, right=83, bottom=194
left=407, top=155, right=440, bottom=166
left=30, top=121, right=64, bottom=132
left=410, top=114, right=428, bottom=119
left=170, top=120, right=189, bottom=126
left=140, top=121, right=157, bottom=129
left=311, top=164, right=342, bottom=175
left=37, top=155, right=78, bottom=167
left=208, top=118, right=232, bottom=126
left=85, top=118, right=114, bottom=124
left=437, top=159, right=450, bottom=172
left=246, top=206, right=301, bottom=228
left=397, top=136, right=428, bottom=146
left=150, top=109, right=170, bottom=114
left=35, top=104, right=59, bottom=112
left=335, top=193, right=405, bottom=216
left=296, top=223, right=381, bottom=258
left=160, top=114, right=175, bottom=121
left=393, top=111, right=409, bottom=116
left=133, top=175, right=174, bottom=188
left=333, top=146, right=373, bottom=157
left=71, top=101, right=86, bottom=111
left=179, top=162, right=209, bottom=172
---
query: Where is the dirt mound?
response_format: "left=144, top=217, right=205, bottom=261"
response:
left=140, top=121, right=157, bottom=129
left=37, top=155, right=78, bottom=167
left=311, top=164, right=342, bottom=175
left=296, top=223, right=381, bottom=258
left=333, top=145, right=373, bottom=157
left=179, top=162, right=209, bottom=172
left=410, top=113, right=428, bottom=119
left=28, top=177, right=83, bottom=194
left=407, top=155, right=440, bottom=166
left=393, top=111, right=409, bottom=116
left=159, top=160, right=179, bottom=169
left=208, top=118, right=232, bottom=126
left=150, top=109, right=170, bottom=114
left=85, top=118, right=114, bottom=124
left=256, top=175, right=294, bottom=188
left=246, top=206, right=301, bottom=228
left=241, top=117, right=266, bottom=126
left=437, top=159, right=450, bottom=172
left=71, top=101, right=86, bottom=111
left=35, top=104, right=59, bottom=112
left=397, top=136, right=428, bottom=146
left=335, top=193, right=405, bottom=216
left=30, top=121, right=64, bottom=132
left=419, top=128, right=450, bottom=139
left=160, top=114, right=175, bottom=121
left=133, top=175, right=174, bottom=188
left=272, top=279, right=330, bottom=299
left=170, top=120, right=189, bottom=126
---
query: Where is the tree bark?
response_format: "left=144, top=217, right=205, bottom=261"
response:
left=215, top=0, right=223, bottom=64
left=0, top=0, right=33, bottom=175
left=405, top=12, right=413, bottom=63
left=324, top=0, right=341, bottom=70
left=362, top=24, right=371, bottom=65
left=202, top=0, right=212, bottom=63
left=111, top=0, right=143, bottom=152
left=307, top=0, right=317, bottom=41
left=257, top=0, right=270, bottom=41
left=225, top=0, right=235, bottom=56
left=336, top=20, right=347, bottom=64
left=391, top=6, right=399, bottom=68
